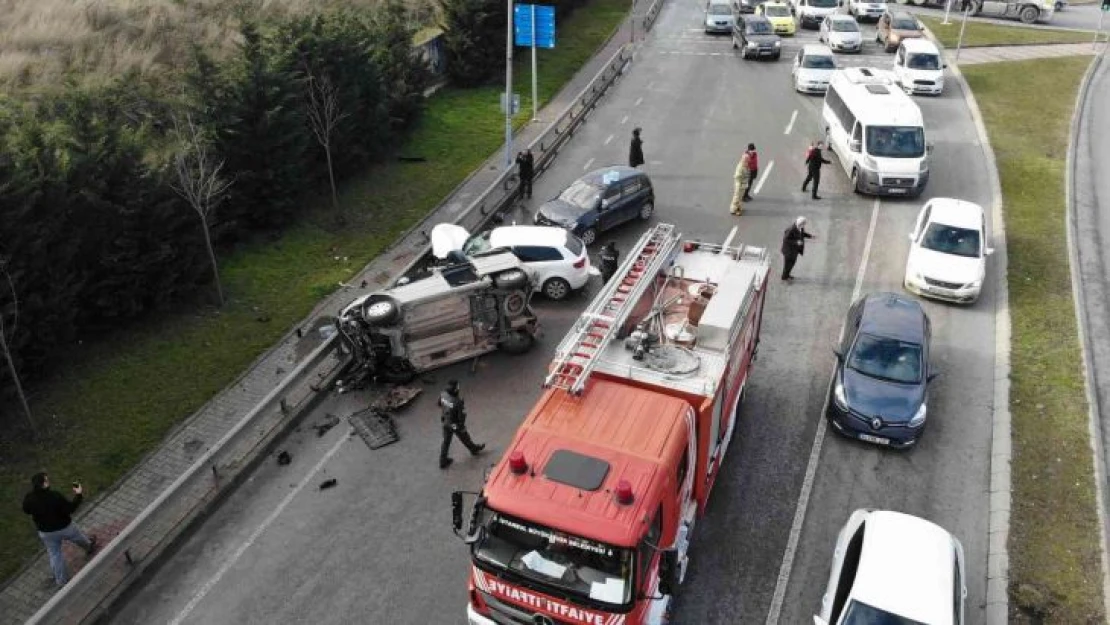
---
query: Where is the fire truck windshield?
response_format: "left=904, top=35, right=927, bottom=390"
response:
left=473, top=510, right=634, bottom=607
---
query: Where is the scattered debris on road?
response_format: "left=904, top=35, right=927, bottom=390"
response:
left=276, top=450, right=292, bottom=466
left=370, top=385, right=422, bottom=412
left=312, top=413, right=340, bottom=437
left=349, top=408, right=400, bottom=450
left=319, top=478, right=338, bottom=490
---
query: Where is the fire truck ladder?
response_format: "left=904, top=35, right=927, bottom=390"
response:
left=543, top=223, right=681, bottom=395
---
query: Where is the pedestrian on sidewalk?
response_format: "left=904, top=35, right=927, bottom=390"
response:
left=731, top=150, right=752, bottom=215
left=439, top=380, right=485, bottom=469
left=23, top=472, right=97, bottom=587
left=599, top=241, right=620, bottom=283
left=516, top=149, right=535, bottom=199
left=802, top=141, right=832, bottom=200
left=743, top=143, right=759, bottom=202
left=781, top=216, right=816, bottom=281
left=629, top=128, right=645, bottom=168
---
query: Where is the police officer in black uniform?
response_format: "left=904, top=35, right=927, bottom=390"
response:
left=439, top=379, right=485, bottom=469
left=599, top=241, right=620, bottom=284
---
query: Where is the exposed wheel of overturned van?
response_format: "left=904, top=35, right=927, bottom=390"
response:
left=503, top=290, right=529, bottom=317
left=499, top=328, right=535, bottom=355
left=379, top=357, right=416, bottom=384
left=363, top=296, right=399, bottom=327
left=493, top=269, right=529, bottom=290
left=1018, top=5, right=1038, bottom=23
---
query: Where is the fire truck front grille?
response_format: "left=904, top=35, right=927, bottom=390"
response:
left=479, top=591, right=573, bottom=625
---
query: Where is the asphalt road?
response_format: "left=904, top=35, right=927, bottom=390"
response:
left=109, top=3, right=999, bottom=624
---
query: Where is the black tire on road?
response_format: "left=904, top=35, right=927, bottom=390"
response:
left=379, top=357, right=416, bottom=384
left=851, top=168, right=863, bottom=195
left=500, top=329, right=535, bottom=355
left=494, top=269, right=529, bottom=290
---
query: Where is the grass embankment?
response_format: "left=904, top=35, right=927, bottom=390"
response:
left=0, top=0, right=629, bottom=583
left=919, top=14, right=1108, bottom=47
left=963, top=56, right=1105, bottom=623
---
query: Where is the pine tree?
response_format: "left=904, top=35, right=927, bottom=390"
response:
left=440, top=0, right=507, bottom=87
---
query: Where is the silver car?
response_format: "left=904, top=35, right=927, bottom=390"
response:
left=705, top=0, right=736, bottom=33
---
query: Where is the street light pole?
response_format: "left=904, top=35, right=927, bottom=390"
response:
left=955, top=6, right=970, bottom=63
left=1095, top=9, right=1105, bottom=52
left=504, top=0, right=514, bottom=169
left=943, top=0, right=953, bottom=24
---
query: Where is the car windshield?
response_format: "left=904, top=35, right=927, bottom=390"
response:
left=907, top=52, right=940, bottom=70
left=803, top=54, right=837, bottom=69
left=748, top=20, right=773, bottom=33
left=764, top=5, right=791, bottom=15
left=832, top=20, right=859, bottom=31
left=892, top=17, right=919, bottom=29
left=473, top=510, right=634, bottom=607
left=462, top=232, right=493, bottom=255
left=709, top=4, right=733, bottom=14
left=866, top=126, right=925, bottom=158
left=558, top=179, right=602, bottom=210
left=842, top=600, right=927, bottom=625
left=811, top=0, right=839, bottom=7
left=921, top=222, right=981, bottom=257
left=848, top=333, right=924, bottom=384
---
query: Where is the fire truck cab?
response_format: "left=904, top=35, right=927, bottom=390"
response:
left=452, top=223, right=771, bottom=625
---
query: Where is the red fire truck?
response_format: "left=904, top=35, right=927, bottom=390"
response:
left=451, top=223, right=771, bottom=624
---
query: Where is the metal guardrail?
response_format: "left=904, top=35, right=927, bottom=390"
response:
left=25, top=341, right=348, bottom=625
left=24, top=15, right=648, bottom=625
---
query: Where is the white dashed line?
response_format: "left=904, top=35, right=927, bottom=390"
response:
left=752, top=160, right=774, bottom=196
left=635, top=97, right=643, bottom=106
left=764, top=197, right=882, bottom=625
left=649, top=81, right=656, bottom=89
left=583, top=157, right=596, bottom=171
left=621, top=115, right=629, bottom=124
left=604, top=134, right=614, bottom=145
left=784, top=110, right=798, bottom=135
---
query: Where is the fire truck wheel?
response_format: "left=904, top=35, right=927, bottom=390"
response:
left=499, top=329, right=535, bottom=355
left=494, top=269, right=529, bottom=290
left=363, top=297, right=399, bottom=326
left=503, top=290, right=528, bottom=317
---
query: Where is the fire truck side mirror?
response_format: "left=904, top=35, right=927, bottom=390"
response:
left=451, top=492, right=464, bottom=532
left=658, top=550, right=679, bottom=596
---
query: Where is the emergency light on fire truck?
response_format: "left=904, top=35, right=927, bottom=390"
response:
left=451, top=222, right=772, bottom=625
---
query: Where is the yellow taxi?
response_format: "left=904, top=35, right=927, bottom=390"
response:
left=756, top=1, right=796, bottom=35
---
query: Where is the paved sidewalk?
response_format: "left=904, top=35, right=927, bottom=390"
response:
left=949, top=41, right=1105, bottom=63
left=0, top=14, right=638, bottom=625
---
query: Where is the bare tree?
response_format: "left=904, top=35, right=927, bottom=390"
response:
left=0, top=257, right=36, bottom=436
left=304, top=67, right=347, bottom=214
left=171, top=113, right=233, bottom=307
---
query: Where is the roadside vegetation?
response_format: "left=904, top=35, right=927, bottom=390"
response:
left=0, top=0, right=629, bottom=585
left=963, top=56, right=1106, bottom=623
left=919, top=14, right=1107, bottom=47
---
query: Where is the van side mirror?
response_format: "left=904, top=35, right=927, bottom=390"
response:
left=658, top=550, right=680, bottom=596
left=926, top=143, right=935, bottom=155
left=849, top=140, right=861, bottom=153
left=451, top=491, right=464, bottom=532
left=943, top=63, right=949, bottom=69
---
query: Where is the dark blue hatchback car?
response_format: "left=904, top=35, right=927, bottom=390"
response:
left=533, top=166, right=655, bottom=246
left=827, top=292, right=936, bottom=449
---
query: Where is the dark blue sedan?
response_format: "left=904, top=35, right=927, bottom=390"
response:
left=827, top=292, right=936, bottom=449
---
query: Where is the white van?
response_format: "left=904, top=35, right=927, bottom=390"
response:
left=892, top=39, right=946, bottom=96
left=793, top=0, right=841, bottom=29
left=821, top=67, right=931, bottom=197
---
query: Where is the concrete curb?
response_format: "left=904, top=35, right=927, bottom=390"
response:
left=1064, top=46, right=1110, bottom=621
left=923, top=23, right=1013, bottom=625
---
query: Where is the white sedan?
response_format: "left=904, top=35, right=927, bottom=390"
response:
left=903, top=198, right=994, bottom=304
left=816, top=509, right=967, bottom=625
left=819, top=14, right=863, bottom=53
left=792, top=44, right=838, bottom=93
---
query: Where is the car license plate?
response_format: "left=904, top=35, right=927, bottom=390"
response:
left=888, top=188, right=907, bottom=194
left=859, top=433, right=890, bottom=445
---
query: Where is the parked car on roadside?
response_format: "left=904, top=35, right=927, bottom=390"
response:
left=792, top=44, right=838, bottom=93
left=756, top=1, right=797, bottom=35
left=903, top=198, right=993, bottom=304
left=828, top=292, right=937, bottom=448
left=820, top=14, right=863, bottom=52
left=876, top=10, right=924, bottom=52
left=733, top=15, right=783, bottom=59
left=816, top=509, right=967, bottom=625
left=533, top=166, right=655, bottom=247
left=705, top=0, right=737, bottom=33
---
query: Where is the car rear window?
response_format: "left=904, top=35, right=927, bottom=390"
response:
left=565, top=234, right=584, bottom=256
left=848, top=333, right=923, bottom=384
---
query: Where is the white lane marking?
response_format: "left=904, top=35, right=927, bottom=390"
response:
left=720, top=225, right=739, bottom=253
left=620, top=115, right=629, bottom=124
left=784, top=110, right=798, bottom=135
left=583, top=157, right=596, bottom=171
left=649, top=81, right=656, bottom=89
left=605, top=134, right=614, bottom=145
left=764, top=197, right=881, bottom=625
left=752, top=160, right=775, bottom=196
left=635, top=97, right=643, bottom=106
left=169, top=433, right=350, bottom=625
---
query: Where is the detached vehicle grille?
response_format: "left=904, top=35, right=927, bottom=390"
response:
left=924, top=277, right=964, bottom=290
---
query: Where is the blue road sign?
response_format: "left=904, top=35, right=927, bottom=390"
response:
left=514, top=4, right=556, bottom=49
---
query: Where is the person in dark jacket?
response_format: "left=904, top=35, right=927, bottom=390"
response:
left=802, top=141, right=832, bottom=200
left=516, top=149, right=535, bottom=199
left=781, top=216, right=816, bottom=281
left=23, top=472, right=97, bottom=586
left=599, top=241, right=620, bottom=284
left=742, top=143, right=759, bottom=202
left=439, top=380, right=485, bottom=469
left=629, top=128, right=645, bottom=168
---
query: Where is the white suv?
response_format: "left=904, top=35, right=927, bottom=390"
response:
left=433, top=224, right=591, bottom=300
left=816, top=509, right=967, bottom=625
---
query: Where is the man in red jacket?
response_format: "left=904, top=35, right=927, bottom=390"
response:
left=23, top=472, right=97, bottom=586
left=742, top=143, right=759, bottom=202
